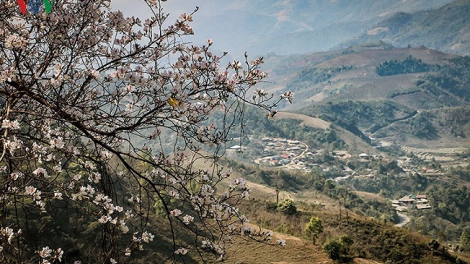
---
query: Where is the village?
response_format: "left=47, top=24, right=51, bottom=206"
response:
left=245, top=136, right=375, bottom=173
left=392, top=194, right=432, bottom=212
left=253, top=137, right=311, bottom=170
left=232, top=136, right=434, bottom=215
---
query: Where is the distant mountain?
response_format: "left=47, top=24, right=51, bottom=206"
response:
left=341, top=0, right=470, bottom=55
left=210, top=0, right=455, bottom=56
left=118, top=0, right=455, bottom=57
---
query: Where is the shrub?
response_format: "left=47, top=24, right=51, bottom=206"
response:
left=277, top=199, right=297, bottom=215
left=323, top=239, right=341, bottom=260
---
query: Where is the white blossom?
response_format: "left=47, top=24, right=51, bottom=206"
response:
left=141, top=231, right=154, bottom=243
left=170, top=209, right=182, bottom=217
left=174, top=248, right=188, bottom=255
left=89, top=69, right=100, bottom=79
left=119, top=221, right=129, bottom=234
left=39, top=247, right=52, bottom=258
left=50, top=137, right=65, bottom=149
left=54, top=191, right=63, bottom=200
left=24, top=186, right=37, bottom=196
left=98, top=215, right=110, bottom=224
left=182, top=214, right=194, bottom=224
left=33, top=168, right=49, bottom=178
left=2, top=119, right=20, bottom=130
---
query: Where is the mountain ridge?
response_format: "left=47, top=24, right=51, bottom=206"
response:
left=340, top=0, right=470, bottom=55
left=122, top=0, right=455, bottom=56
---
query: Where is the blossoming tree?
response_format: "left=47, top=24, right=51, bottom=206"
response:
left=0, top=0, right=293, bottom=263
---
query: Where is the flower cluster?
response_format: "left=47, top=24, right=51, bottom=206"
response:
left=1, top=120, right=20, bottom=130
left=281, top=90, right=294, bottom=104
left=37, top=247, right=63, bottom=264
left=0, top=227, right=20, bottom=245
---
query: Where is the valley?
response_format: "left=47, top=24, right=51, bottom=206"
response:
left=216, top=36, right=470, bottom=263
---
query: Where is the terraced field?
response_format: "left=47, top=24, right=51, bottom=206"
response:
left=401, top=145, right=468, bottom=165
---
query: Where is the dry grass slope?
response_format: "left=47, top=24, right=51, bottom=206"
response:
left=275, top=112, right=331, bottom=130
left=224, top=236, right=333, bottom=264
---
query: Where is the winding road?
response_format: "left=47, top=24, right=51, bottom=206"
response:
left=394, top=212, right=410, bottom=227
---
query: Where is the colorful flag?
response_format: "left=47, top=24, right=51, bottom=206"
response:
left=17, top=0, right=27, bottom=14
left=43, top=0, right=54, bottom=14
left=17, top=0, right=54, bottom=14
left=28, top=0, right=43, bottom=14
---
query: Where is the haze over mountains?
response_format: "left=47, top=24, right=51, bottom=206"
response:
left=340, top=0, right=470, bottom=55
left=115, top=0, right=466, bottom=56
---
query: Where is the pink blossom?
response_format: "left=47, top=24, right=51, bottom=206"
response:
left=174, top=248, right=188, bottom=255
left=170, top=209, right=182, bottom=217
left=39, top=246, right=52, bottom=258
left=24, top=186, right=37, bottom=196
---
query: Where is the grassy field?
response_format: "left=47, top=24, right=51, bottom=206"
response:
left=223, top=235, right=333, bottom=264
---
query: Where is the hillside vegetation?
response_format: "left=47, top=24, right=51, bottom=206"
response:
left=258, top=45, right=470, bottom=149
left=217, top=162, right=470, bottom=264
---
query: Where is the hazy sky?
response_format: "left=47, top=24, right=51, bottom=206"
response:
left=112, top=0, right=212, bottom=20
left=111, top=0, right=224, bottom=50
